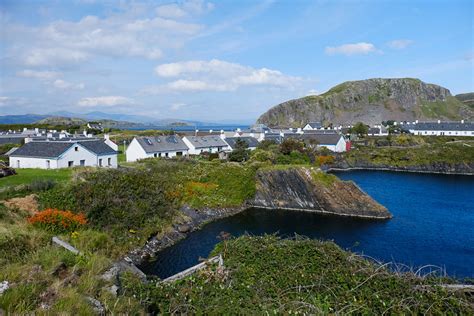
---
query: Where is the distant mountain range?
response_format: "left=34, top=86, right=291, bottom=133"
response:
left=0, top=111, right=235, bottom=127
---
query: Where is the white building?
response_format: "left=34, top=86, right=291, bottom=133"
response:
left=223, top=137, right=259, bottom=151
left=126, top=135, right=189, bottom=162
left=9, top=140, right=118, bottom=169
left=402, top=120, right=474, bottom=136
left=298, top=133, right=348, bottom=152
left=303, top=122, right=323, bottom=131
left=182, top=135, right=230, bottom=155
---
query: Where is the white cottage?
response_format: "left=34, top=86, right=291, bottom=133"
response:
left=223, top=137, right=260, bottom=151
left=303, top=122, right=323, bottom=131
left=9, top=140, right=118, bottom=169
left=126, top=135, right=189, bottom=162
left=403, top=120, right=474, bottom=136
left=298, top=133, right=347, bottom=152
left=182, top=135, right=230, bottom=155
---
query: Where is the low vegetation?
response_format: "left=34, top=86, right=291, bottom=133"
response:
left=123, top=235, right=473, bottom=314
left=0, top=168, right=72, bottom=189
left=342, top=136, right=474, bottom=168
left=1, top=132, right=473, bottom=313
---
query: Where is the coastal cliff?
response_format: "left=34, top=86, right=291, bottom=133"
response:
left=252, top=167, right=391, bottom=219
left=257, top=78, right=474, bottom=127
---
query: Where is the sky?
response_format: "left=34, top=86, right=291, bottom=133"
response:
left=0, top=0, right=473, bottom=123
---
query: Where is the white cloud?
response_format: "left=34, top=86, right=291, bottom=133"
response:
left=4, top=10, right=203, bottom=67
left=387, top=39, right=413, bottom=50
left=325, top=42, right=378, bottom=56
left=171, top=102, right=186, bottom=111
left=16, top=69, right=84, bottom=90
left=53, top=79, right=85, bottom=90
left=77, top=96, right=134, bottom=107
left=17, top=69, right=61, bottom=80
left=148, top=59, right=302, bottom=93
left=156, top=4, right=187, bottom=18
left=0, top=96, right=28, bottom=108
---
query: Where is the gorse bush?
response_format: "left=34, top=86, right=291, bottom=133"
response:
left=39, top=161, right=183, bottom=236
left=28, top=209, right=87, bottom=233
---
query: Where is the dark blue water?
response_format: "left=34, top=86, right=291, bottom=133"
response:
left=140, top=171, right=474, bottom=279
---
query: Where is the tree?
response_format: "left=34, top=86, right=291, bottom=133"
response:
left=351, top=122, right=369, bottom=137
left=279, top=138, right=305, bottom=155
left=229, top=139, right=250, bottom=162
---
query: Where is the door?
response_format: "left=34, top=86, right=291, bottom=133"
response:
left=80, top=160, right=85, bottom=166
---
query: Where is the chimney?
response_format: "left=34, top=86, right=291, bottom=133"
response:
left=415, top=120, right=418, bottom=124
left=437, top=120, right=441, bottom=124
left=104, top=134, right=110, bottom=141
left=461, top=120, right=464, bottom=124
left=83, top=130, right=87, bottom=136
left=35, top=128, right=39, bottom=133
left=23, top=127, right=27, bottom=132
left=209, top=129, right=213, bottom=133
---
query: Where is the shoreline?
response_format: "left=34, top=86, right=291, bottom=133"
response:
left=327, top=166, right=474, bottom=176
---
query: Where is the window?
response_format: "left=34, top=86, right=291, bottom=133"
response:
left=176, top=152, right=183, bottom=156
left=108, top=158, right=111, bottom=166
left=17, top=160, right=20, bottom=168
left=46, top=160, right=50, bottom=169
left=99, top=159, right=102, bottom=167
left=165, top=152, right=169, bottom=158
left=158, top=153, right=162, bottom=157
left=80, top=160, right=85, bottom=166
left=75, top=146, right=79, bottom=151
left=154, top=153, right=157, bottom=157
left=68, top=161, right=74, bottom=167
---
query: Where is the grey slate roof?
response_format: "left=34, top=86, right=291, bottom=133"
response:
left=0, top=137, right=24, bottom=145
left=224, top=137, right=259, bottom=149
left=263, top=133, right=284, bottom=144
left=297, top=133, right=344, bottom=145
left=10, top=142, right=74, bottom=158
left=306, top=122, right=322, bottom=129
left=4, top=147, right=19, bottom=156
left=78, top=140, right=117, bottom=155
left=407, top=121, right=474, bottom=131
left=10, top=140, right=117, bottom=158
left=136, top=136, right=188, bottom=153
left=184, top=135, right=228, bottom=149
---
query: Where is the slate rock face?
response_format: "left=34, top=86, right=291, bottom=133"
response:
left=257, top=78, right=474, bottom=127
left=252, top=167, right=392, bottom=219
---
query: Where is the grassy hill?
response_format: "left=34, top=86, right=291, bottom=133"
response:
left=257, top=78, right=474, bottom=127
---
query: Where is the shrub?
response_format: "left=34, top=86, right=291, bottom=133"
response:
left=28, top=209, right=87, bottom=233
left=317, top=155, right=335, bottom=166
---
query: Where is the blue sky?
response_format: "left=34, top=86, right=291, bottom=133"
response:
left=0, top=0, right=472, bottom=123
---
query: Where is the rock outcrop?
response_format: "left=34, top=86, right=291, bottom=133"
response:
left=252, top=167, right=391, bottom=219
left=257, top=78, right=474, bottom=127
left=330, top=159, right=474, bottom=175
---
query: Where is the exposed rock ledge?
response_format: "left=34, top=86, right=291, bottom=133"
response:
left=125, top=167, right=390, bottom=271
left=251, top=167, right=391, bottom=219
left=329, top=160, right=474, bottom=175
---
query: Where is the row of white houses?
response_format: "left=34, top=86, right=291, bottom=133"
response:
left=125, top=132, right=349, bottom=162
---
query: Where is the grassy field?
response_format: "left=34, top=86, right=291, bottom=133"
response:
left=0, top=168, right=73, bottom=189
left=123, top=235, right=473, bottom=314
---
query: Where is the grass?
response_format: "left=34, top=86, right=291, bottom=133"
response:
left=0, top=168, right=73, bottom=189
left=344, top=135, right=474, bottom=168
left=123, top=235, right=473, bottom=314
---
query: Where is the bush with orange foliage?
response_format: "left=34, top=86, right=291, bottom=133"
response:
left=317, top=155, right=335, bottom=166
left=28, top=209, right=87, bottom=233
